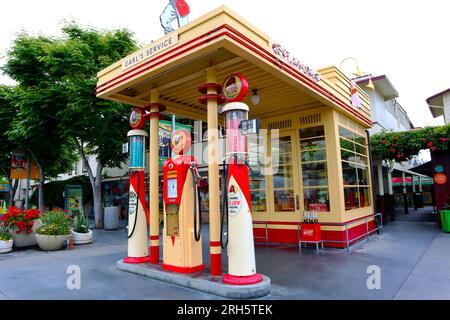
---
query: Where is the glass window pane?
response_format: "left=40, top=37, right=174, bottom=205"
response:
left=340, top=138, right=355, bottom=152
left=355, top=143, right=367, bottom=156
left=342, top=161, right=358, bottom=186
left=251, top=191, right=267, bottom=212
left=341, top=148, right=354, bottom=162
left=250, top=174, right=266, bottom=190
left=359, top=188, right=371, bottom=208
left=344, top=187, right=360, bottom=211
left=302, top=162, right=328, bottom=186
left=354, top=134, right=366, bottom=146
left=357, top=166, right=369, bottom=185
left=274, top=190, right=295, bottom=212
left=300, top=137, right=326, bottom=150
left=301, top=149, right=326, bottom=162
left=300, top=126, right=325, bottom=139
left=304, top=188, right=329, bottom=212
left=273, top=165, right=294, bottom=188
left=339, top=127, right=354, bottom=140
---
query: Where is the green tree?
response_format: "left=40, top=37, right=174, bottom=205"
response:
left=0, top=85, right=20, bottom=206
left=42, top=24, right=137, bottom=228
left=2, top=34, right=78, bottom=212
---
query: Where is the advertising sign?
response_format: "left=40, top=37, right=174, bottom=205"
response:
left=159, top=120, right=192, bottom=165
left=65, top=185, right=83, bottom=216
left=434, top=173, right=448, bottom=185
left=11, top=151, right=40, bottom=180
left=222, top=74, right=249, bottom=102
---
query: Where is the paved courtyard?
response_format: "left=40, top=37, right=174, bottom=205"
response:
left=0, top=207, right=449, bottom=300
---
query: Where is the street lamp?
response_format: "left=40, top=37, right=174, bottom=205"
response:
left=340, top=57, right=375, bottom=91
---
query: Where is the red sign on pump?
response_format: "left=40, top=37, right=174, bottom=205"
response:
left=222, top=73, right=249, bottom=102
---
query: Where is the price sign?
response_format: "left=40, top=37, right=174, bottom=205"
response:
left=239, top=119, right=260, bottom=136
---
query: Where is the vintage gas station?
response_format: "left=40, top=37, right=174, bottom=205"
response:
left=96, top=6, right=376, bottom=298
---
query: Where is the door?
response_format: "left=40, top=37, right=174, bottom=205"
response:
left=270, top=130, right=302, bottom=215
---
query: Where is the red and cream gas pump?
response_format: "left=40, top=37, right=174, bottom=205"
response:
left=221, top=74, right=263, bottom=285
left=124, top=108, right=151, bottom=264
left=162, top=129, right=204, bottom=273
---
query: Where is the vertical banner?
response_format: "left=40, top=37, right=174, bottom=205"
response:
left=10, top=151, right=40, bottom=180
left=65, top=185, right=83, bottom=216
left=159, top=120, right=192, bottom=166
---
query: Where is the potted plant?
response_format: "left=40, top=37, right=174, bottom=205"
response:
left=71, top=211, right=93, bottom=245
left=0, top=222, right=13, bottom=254
left=35, top=210, right=72, bottom=251
left=1, top=207, right=42, bottom=248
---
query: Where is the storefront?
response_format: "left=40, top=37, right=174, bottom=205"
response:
left=96, top=6, right=375, bottom=248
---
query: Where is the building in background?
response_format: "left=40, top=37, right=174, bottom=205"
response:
left=427, top=88, right=450, bottom=125
left=356, top=75, right=431, bottom=223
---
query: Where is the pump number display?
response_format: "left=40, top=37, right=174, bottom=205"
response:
left=167, top=178, right=178, bottom=199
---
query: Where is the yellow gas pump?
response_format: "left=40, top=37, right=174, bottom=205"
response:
left=161, top=129, right=204, bottom=274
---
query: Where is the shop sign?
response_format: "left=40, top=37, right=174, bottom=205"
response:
left=435, top=165, right=445, bottom=174
left=239, top=119, right=260, bottom=136
left=271, top=42, right=321, bottom=83
left=434, top=173, right=447, bottom=185
left=0, top=184, right=10, bottom=193
left=122, top=33, right=178, bottom=71
left=222, top=74, right=249, bottom=102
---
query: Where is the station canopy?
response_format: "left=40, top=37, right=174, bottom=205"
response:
left=96, top=6, right=371, bottom=126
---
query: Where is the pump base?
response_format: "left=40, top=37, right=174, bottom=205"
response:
left=223, top=273, right=263, bottom=286
left=161, top=263, right=205, bottom=274
left=123, top=256, right=152, bottom=264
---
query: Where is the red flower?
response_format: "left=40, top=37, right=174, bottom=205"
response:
left=440, top=138, right=449, bottom=142
left=427, top=142, right=434, bottom=148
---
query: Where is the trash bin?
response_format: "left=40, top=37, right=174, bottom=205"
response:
left=440, top=210, right=450, bottom=233
left=104, top=206, right=120, bottom=230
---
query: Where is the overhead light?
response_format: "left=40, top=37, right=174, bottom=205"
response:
left=251, top=89, right=260, bottom=106
left=366, top=78, right=375, bottom=91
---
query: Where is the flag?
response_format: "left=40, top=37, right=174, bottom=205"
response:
left=351, top=81, right=361, bottom=108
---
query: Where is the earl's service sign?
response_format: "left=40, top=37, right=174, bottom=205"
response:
left=122, top=33, right=178, bottom=71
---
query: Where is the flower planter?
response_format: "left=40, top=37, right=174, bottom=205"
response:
left=35, top=234, right=70, bottom=251
left=71, top=230, right=93, bottom=245
left=0, top=240, right=13, bottom=254
left=13, top=219, right=43, bottom=248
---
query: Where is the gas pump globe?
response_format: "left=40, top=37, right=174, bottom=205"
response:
left=225, top=106, right=248, bottom=158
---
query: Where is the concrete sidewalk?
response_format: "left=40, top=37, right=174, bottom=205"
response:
left=0, top=208, right=449, bottom=300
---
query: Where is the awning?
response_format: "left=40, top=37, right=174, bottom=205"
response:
left=409, top=161, right=433, bottom=177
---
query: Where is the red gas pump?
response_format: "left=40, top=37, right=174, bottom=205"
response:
left=162, top=130, right=204, bottom=273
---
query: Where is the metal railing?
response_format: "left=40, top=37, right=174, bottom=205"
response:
left=313, top=213, right=384, bottom=252
left=253, top=221, right=269, bottom=244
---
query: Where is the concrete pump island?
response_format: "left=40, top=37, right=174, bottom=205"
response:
left=96, top=6, right=376, bottom=299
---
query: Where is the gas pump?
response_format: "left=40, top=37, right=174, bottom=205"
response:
left=221, top=74, right=263, bottom=285
left=124, top=108, right=151, bottom=264
left=162, top=129, right=204, bottom=274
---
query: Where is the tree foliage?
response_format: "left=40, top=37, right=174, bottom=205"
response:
left=371, top=125, right=450, bottom=162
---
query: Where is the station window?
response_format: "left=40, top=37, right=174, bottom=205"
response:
left=248, top=134, right=267, bottom=213
left=299, top=126, right=330, bottom=212
left=339, top=127, right=371, bottom=211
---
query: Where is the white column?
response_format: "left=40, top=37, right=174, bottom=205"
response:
left=402, top=172, right=407, bottom=194
left=377, top=163, right=384, bottom=196
left=419, top=176, right=423, bottom=193
left=387, top=167, right=394, bottom=195
left=412, top=175, right=416, bottom=193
